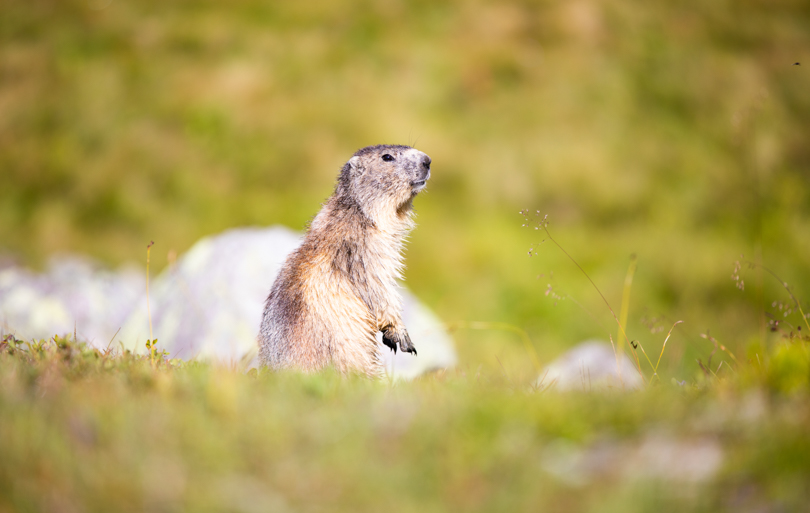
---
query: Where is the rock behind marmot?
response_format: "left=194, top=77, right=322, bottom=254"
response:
left=258, top=145, right=432, bottom=376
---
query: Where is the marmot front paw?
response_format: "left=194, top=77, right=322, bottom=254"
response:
left=382, top=328, right=417, bottom=356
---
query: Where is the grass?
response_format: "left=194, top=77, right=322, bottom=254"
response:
left=1, top=332, right=808, bottom=512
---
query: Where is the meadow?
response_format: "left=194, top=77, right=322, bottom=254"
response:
left=1, top=0, right=809, bottom=510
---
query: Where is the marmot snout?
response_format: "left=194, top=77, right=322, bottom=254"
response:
left=258, top=144, right=431, bottom=376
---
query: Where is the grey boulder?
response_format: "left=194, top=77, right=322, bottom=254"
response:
left=0, top=256, right=141, bottom=346
left=537, top=341, right=643, bottom=391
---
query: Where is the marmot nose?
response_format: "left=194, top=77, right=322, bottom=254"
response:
left=421, top=156, right=431, bottom=170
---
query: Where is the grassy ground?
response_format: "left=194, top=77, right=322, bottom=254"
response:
left=2, top=1, right=810, bottom=510
left=1, top=336, right=809, bottom=512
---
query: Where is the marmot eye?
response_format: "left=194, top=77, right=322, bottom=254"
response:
left=382, top=154, right=395, bottom=162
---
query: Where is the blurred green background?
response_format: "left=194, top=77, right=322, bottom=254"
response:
left=2, top=0, right=809, bottom=377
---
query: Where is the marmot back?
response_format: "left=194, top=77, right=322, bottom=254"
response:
left=258, top=144, right=432, bottom=376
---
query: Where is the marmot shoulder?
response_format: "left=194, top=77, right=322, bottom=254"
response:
left=258, top=144, right=432, bottom=376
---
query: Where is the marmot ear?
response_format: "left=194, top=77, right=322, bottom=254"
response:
left=348, top=156, right=364, bottom=176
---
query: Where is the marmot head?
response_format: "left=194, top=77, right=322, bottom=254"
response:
left=337, top=144, right=431, bottom=222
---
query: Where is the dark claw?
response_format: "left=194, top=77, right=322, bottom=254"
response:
left=398, top=331, right=417, bottom=356
left=382, top=330, right=397, bottom=354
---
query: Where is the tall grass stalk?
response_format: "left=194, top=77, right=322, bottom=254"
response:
left=146, top=241, right=154, bottom=365
left=617, top=255, right=637, bottom=357
left=615, top=255, right=637, bottom=383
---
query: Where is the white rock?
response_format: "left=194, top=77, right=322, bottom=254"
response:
left=538, top=341, right=643, bottom=391
left=0, top=256, right=142, bottom=345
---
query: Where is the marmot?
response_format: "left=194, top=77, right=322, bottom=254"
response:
left=258, top=144, right=431, bottom=376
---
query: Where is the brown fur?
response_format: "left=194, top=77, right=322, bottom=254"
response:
left=258, top=145, right=431, bottom=376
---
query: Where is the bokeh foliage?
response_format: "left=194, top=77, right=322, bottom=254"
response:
left=1, top=336, right=809, bottom=512
left=1, top=0, right=809, bottom=375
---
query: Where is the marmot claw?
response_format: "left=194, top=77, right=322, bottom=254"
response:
left=382, top=328, right=417, bottom=356
left=398, top=331, right=417, bottom=356
left=382, top=331, right=398, bottom=354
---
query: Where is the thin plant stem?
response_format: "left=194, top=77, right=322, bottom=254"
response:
left=634, top=341, right=656, bottom=374
left=745, top=260, right=810, bottom=333
left=700, top=332, right=739, bottom=365
left=106, top=327, right=121, bottom=351
left=608, top=334, right=625, bottom=388
left=655, top=321, right=683, bottom=375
